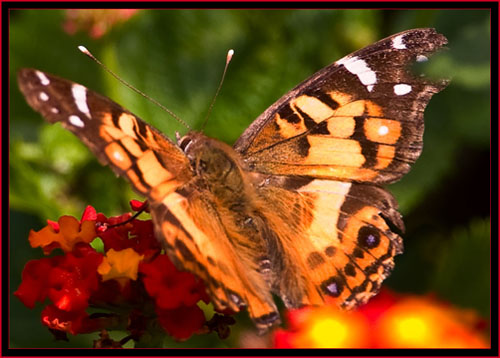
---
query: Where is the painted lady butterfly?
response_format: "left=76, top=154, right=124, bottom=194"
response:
left=18, top=28, right=448, bottom=331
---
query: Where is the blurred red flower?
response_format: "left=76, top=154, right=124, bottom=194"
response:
left=273, top=289, right=489, bottom=348
left=63, top=9, right=139, bottom=39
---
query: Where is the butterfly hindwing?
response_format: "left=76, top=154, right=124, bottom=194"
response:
left=17, top=69, right=192, bottom=201
left=251, top=176, right=403, bottom=310
left=234, top=28, right=449, bottom=184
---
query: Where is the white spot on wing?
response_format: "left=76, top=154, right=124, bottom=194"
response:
left=358, top=71, right=376, bottom=89
left=39, top=92, right=49, bottom=101
left=394, top=84, right=412, bottom=96
left=35, top=71, right=50, bottom=85
left=113, top=151, right=123, bottom=161
left=69, top=115, right=85, bottom=128
left=337, top=56, right=377, bottom=92
left=72, top=84, right=91, bottom=118
left=416, top=54, right=428, bottom=62
left=51, top=107, right=59, bottom=114
left=378, top=125, right=389, bottom=136
left=392, top=35, right=406, bottom=49
left=297, top=179, right=351, bottom=194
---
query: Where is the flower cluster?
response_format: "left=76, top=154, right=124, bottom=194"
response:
left=15, top=202, right=231, bottom=346
left=273, top=289, right=489, bottom=348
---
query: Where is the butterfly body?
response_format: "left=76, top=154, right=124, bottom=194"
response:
left=18, top=28, right=448, bottom=331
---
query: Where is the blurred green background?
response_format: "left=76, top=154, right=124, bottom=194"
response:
left=9, top=9, right=490, bottom=348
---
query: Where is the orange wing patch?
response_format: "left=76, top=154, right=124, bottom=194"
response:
left=364, top=117, right=401, bottom=144
left=242, top=96, right=409, bottom=183
left=97, top=114, right=190, bottom=200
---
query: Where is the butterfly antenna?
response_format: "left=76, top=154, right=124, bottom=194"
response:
left=78, top=46, right=191, bottom=130
left=200, top=49, right=234, bottom=132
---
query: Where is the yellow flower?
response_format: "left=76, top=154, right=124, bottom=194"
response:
left=98, top=248, right=144, bottom=287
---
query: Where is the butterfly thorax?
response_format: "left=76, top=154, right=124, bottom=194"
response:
left=179, top=132, right=249, bottom=201
left=179, top=132, right=261, bottom=233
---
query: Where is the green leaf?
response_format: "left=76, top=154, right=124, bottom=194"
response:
left=431, top=218, right=490, bottom=317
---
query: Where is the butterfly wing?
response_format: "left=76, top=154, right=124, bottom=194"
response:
left=17, top=69, right=192, bottom=201
left=254, top=176, right=404, bottom=309
left=233, top=29, right=448, bottom=310
left=150, top=188, right=280, bottom=331
left=234, top=28, right=449, bottom=184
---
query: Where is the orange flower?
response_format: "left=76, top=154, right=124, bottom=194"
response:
left=374, top=296, right=489, bottom=348
left=29, top=214, right=96, bottom=254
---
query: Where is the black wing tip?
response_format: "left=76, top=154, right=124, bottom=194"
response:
left=394, top=27, right=447, bottom=42
left=17, top=67, right=31, bottom=75
left=400, top=28, right=451, bottom=91
left=17, top=68, right=51, bottom=93
left=383, top=28, right=448, bottom=56
left=17, top=68, right=33, bottom=87
left=17, top=67, right=40, bottom=81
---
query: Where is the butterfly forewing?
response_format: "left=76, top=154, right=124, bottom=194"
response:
left=234, top=28, right=449, bottom=184
left=17, top=69, right=192, bottom=201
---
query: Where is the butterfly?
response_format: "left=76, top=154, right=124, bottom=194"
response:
left=18, top=28, right=448, bottom=331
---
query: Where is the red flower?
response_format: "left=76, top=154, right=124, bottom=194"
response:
left=41, top=305, right=89, bottom=335
left=14, top=258, right=55, bottom=308
left=41, top=305, right=110, bottom=335
left=16, top=204, right=226, bottom=344
left=140, top=254, right=212, bottom=340
left=129, top=199, right=148, bottom=212
left=97, top=204, right=161, bottom=261
left=140, top=255, right=209, bottom=310
left=15, top=242, right=103, bottom=313
left=156, top=305, right=206, bottom=341
left=46, top=243, right=103, bottom=312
